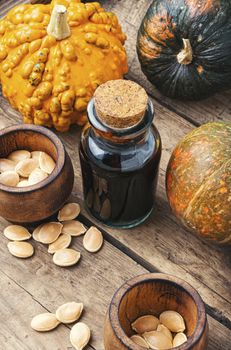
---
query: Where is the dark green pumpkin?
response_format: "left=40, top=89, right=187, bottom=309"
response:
left=166, top=122, right=231, bottom=245
left=137, top=0, right=231, bottom=100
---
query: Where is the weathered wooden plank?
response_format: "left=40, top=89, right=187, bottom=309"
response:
left=1, top=92, right=231, bottom=331
left=0, top=217, right=230, bottom=350
left=0, top=1, right=230, bottom=348
left=0, top=218, right=141, bottom=349
left=0, top=269, right=93, bottom=350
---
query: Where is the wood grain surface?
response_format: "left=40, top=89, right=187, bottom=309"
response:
left=0, top=0, right=230, bottom=349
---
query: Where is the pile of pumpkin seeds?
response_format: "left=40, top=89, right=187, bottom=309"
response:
left=4, top=202, right=104, bottom=267
left=0, top=149, right=56, bottom=187
left=31, top=302, right=90, bottom=350
left=130, top=311, right=187, bottom=349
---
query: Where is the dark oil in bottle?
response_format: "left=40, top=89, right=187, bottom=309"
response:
left=79, top=100, right=162, bottom=228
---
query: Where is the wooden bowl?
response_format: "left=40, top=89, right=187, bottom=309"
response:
left=104, top=273, right=208, bottom=350
left=0, top=124, right=74, bottom=224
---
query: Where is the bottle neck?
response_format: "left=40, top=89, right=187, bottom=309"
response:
left=87, top=98, right=154, bottom=145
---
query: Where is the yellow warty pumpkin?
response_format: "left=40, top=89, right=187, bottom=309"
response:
left=0, top=0, right=128, bottom=131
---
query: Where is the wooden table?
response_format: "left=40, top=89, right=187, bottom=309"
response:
left=0, top=1, right=230, bottom=349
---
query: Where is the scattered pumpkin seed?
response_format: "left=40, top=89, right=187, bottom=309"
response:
left=159, top=311, right=186, bottom=333
left=83, top=226, right=103, bottom=253
left=70, top=322, right=91, bottom=350
left=31, top=313, right=60, bottom=332
left=7, top=241, right=34, bottom=258
left=28, top=168, right=48, bottom=185
left=32, top=224, right=43, bottom=241
left=61, top=220, right=86, bottom=236
left=58, top=203, right=80, bottom=221
left=48, top=234, right=72, bottom=254
left=53, top=248, right=81, bottom=267
left=0, top=158, right=16, bottom=172
left=4, top=225, right=31, bottom=241
left=39, top=151, right=56, bottom=174
left=143, top=330, right=172, bottom=350
left=56, top=302, right=83, bottom=324
left=8, top=150, right=31, bottom=163
left=130, top=335, right=149, bottom=348
left=132, top=315, right=159, bottom=334
left=173, top=332, right=187, bottom=347
left=0, top=171, right=19, bottom=186
left=38, top=222, right=63, bottom=244
left=157, top=324, right=173, bottom=341
left=15, top=158, right=37, bottom=177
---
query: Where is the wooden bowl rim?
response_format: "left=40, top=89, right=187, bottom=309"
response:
left=0, top=124, right=65, bottom=193
left=109, top=273, right=207, bottom=350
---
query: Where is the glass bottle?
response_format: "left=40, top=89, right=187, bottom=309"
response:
left=79, top=81, right=162, bottom=228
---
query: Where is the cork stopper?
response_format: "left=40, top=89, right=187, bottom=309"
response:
left=93, top=80, right=148, bottom=129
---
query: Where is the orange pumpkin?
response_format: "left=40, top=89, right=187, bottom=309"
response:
left=0, top=0, right=128, bottom=131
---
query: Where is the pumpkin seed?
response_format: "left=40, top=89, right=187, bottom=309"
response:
left=31, top=313, right=60, bottom=332
left=0, top=158, right=16, bottom=172
left=39, top=151, right=56, bottom=174
left=4, top=225, right=31, bottom=241
left=56, top=302, right=83, bottom=324
left=38, top=222, right=63, bottom=244
left=0, top=171, right=19, bottom=186
left=48, top=234, right=72, bottom=254
left=28, top=168, right=48, bottom=185
left=131, top=315, right=159, bottom=334
left=130, top=335, right=149, bottom=348
left=17, top=179, right=30, bottom=187
left=83, top=226, right=103, bottom=253
left=53, top=248, right=81, bottom=267
left=31, top=151, right=41, bottom=165
left=173, top=332, right=187, bottom=347
left=8, top=150, right=31, bottom=163
left=15, top=158, right=37, bottom=177
left=32, top=224, right=43, bottom=241
left=62, top=220, right=86, bottom=236
left=58, top=203, right=80, bottom=221
left=157, top=324, right=172, bottom=341
left=143, top=331, right=172, bottom=350
left=70, top=322, right=91, bottom=350
left=159, top=311, right=186, bottom=333
left=7, top=241, right=34, bottom=258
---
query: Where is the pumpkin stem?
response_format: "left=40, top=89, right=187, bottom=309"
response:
left=177, top=39, right=193, bottom=65
left=47, top=5, right=71, bottom=40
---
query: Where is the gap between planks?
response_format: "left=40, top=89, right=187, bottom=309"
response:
left=0, top=267, right=95, bottom=350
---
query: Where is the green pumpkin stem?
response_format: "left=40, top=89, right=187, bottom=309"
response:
left=177, top=38, right=193, bottom=65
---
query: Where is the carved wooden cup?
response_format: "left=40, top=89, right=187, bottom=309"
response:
left=104, top=273, right=208, bottom=350
left=0, top=124, right=74, bottom=224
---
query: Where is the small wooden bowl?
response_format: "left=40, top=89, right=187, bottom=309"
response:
left=104, top=273, right=208, bottom=350
left=0, top=124, right=74, bottom=224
